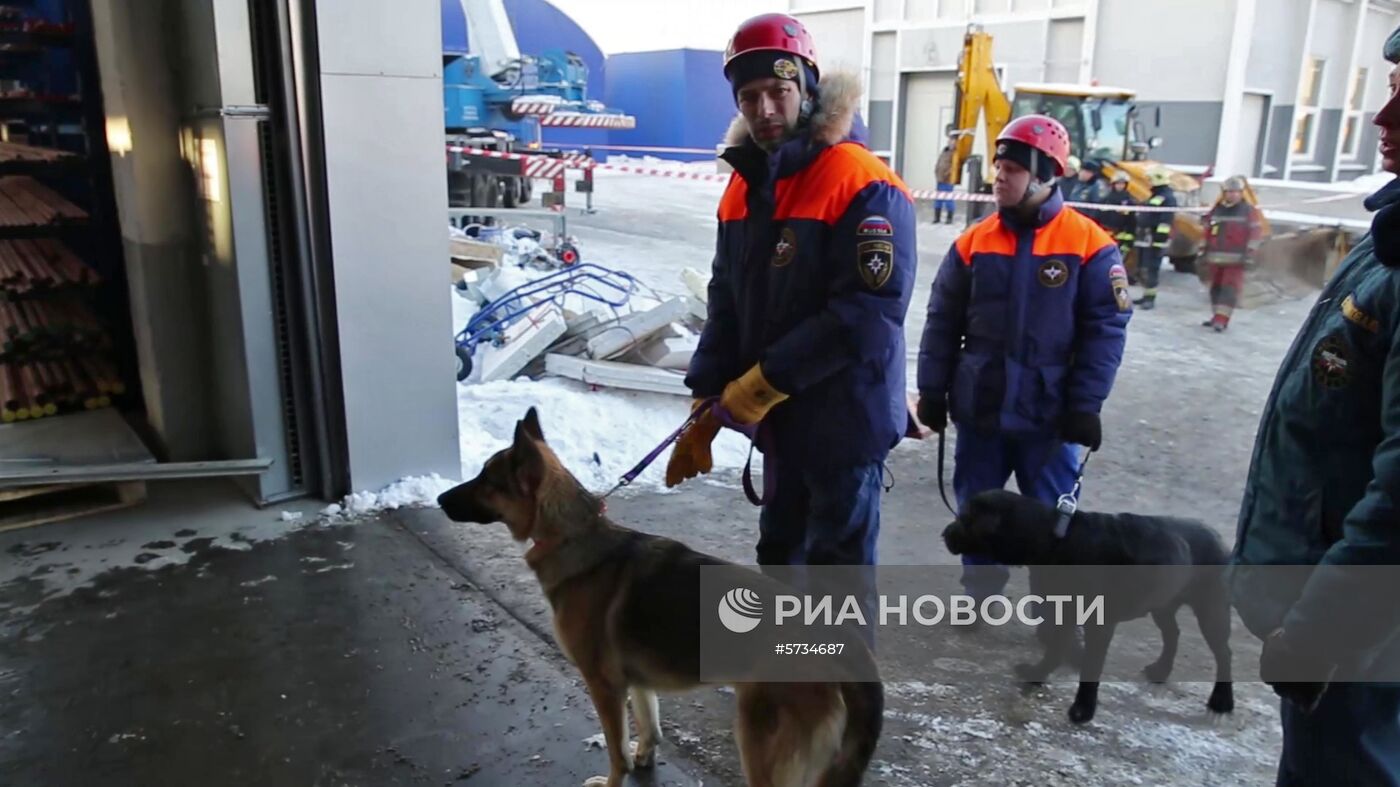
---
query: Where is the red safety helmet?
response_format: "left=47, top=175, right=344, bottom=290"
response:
left=724, top=14, right=819, bottom=80
left=996, top=114, right=1072, bottom=177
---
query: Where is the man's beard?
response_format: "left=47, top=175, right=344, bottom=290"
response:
left=752, top=122, right=797, bottom=152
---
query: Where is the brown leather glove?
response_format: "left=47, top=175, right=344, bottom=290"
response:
left=719, top=364, right=789, bottom=425
left=665, top=399, right=721, bottom=488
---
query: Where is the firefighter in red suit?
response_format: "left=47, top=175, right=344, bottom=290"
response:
left=1201, top=176, right=1264, bottom=332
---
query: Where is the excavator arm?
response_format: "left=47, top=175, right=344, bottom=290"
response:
left=949, top=28, right=1011, bottom=186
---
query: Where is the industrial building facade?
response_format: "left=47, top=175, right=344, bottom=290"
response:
left=787, top=0, right=1400, bottom=191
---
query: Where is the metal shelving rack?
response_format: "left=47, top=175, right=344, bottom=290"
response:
left=0, top=2, right=128, bottom=424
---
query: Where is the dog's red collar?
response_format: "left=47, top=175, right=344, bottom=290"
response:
left=525, top=537, right=561, bottom=563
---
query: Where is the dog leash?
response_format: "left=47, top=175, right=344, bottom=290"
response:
left=709, top=403, right=775, bottom=507
left=598, top=396, right=719, bottom=502
left=598, top=396, right=774, bottom=507
left=1053, top=447, right=1094, bottom=539
left=936, top=429, right=958, bottom=517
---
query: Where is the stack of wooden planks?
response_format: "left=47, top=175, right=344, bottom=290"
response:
left=0, top=354, right=122, bottom=421
left=0, top=239, right=97, bottom=297
left=0, top=175, right=85, bottom=226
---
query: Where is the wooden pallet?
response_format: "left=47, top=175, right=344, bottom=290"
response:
left=0, top=479, right=145, bottom=533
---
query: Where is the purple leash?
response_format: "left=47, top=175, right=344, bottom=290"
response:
left=599, top=397, right=775, bottom=506
left=711, top=403, right=775, bottom=507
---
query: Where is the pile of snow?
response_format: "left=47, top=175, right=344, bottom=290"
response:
left=320, top=474, right=458, bottom=519
left=457, top=377, right=752, bottom=493
left=1349, top=171, right=1395, bottom=193
left=599, top=154, right=720, bottom=177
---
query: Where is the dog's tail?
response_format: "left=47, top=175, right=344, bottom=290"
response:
left=818, top=680, right=884, bottom=787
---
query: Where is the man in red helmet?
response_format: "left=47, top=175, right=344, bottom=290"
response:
left=917, top=115, right=1131, bottom=598
left=665, top=13, right=917, bottom=572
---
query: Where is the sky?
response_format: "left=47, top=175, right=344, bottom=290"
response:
left=542, top=0, right=759, bottom=54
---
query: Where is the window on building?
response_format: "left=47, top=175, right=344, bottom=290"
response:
left=1340, top=66, right=1369, bottom=159
left=1291, top=56, right=1326, bottom=159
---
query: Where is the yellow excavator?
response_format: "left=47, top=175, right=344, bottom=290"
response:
left=947, top=27, right=1267, bottom=272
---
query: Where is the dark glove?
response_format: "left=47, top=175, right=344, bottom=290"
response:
left=1260, top=628, right=1334, bottom=713
left=1060, top=412, right=1102, bottom=451
left=916, top=393, right=947, bottom=434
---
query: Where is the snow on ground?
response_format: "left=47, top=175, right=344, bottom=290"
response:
left=450, top=170, right=736, bottom=493
left=1349, top=171, right=1395, bottom=192
left=320, top=474, right=459, bottom=519
left=0, top=496, right=327, bottom=612
left=457, top=377, right=752, bottom=493
left=598, top=154, right=724, bottom=177
left=1251, top=172, right=1394, bottom=194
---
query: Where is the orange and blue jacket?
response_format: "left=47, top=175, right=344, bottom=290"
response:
left=686, top=131, right=916, bottom=466
left=918, top=187, right=1130, bottom=435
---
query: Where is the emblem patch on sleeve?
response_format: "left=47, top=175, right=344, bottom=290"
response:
left=857, top=240, right=895, bottom=289
left=1341, top=294, right=1380, bottom=334
left=771, top=227, right=798, bottom=267
left=1109, top=263, right=1131, bottom=312
left=857, top=215, right=894, bottom=237
left=1038, top=258, right=1069, bottom=288
left=1311, top=333, right=1352, bottom=389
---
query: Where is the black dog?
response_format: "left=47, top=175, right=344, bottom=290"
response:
left=942, top=489, right=1234, bottom=724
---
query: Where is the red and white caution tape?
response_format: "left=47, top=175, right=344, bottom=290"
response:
left=446, top=145, right=1371, bottom=222
left=593, top=163, right=731, bottom=181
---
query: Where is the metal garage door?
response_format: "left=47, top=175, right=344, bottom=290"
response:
left=898, top=72, right=957, bottom=192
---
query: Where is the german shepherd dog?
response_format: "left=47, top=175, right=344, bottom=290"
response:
left=437, top=408, right=884, bottom=787
left=942, top=489, right=1234, bottom=724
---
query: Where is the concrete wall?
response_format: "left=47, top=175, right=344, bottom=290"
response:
left=1264, top=104, right=1295, bottom=176
left=1095, top=0, right=1233, bottom=102
left=1246, top=0, right=1308, bottom=99
left=317, top=0, right=461, bottom=490
left=868, top=31, right=897, bottom=153
left=799, top=7, right=865, bottom=76
left=1134, top=101, right=1224, bottom=167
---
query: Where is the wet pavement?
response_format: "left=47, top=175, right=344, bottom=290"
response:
left=0, top=483, right=715, bottom=787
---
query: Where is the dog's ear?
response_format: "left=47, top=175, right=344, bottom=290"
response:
left=520, top=407, right=544, bottom=442
left=511, top=417, right=545, bottom=495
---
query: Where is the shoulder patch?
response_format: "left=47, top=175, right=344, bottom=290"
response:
left=1109, top=263, right=1131, bottom=311
left=857, top=240, right=895, bottom=289
left=1341, top=294, right=1380, bottom=334
left=857, top=215, right=894, bottom=237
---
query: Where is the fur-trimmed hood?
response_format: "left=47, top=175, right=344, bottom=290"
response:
left=722, top=71, right=863, bottom=149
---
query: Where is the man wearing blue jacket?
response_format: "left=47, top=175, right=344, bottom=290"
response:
left=664, top=13, right=916, bottom=570
left=918, top=115, right=1131, bottom=598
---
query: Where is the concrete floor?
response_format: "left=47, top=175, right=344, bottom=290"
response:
left=0, top=480, right=715, bottom=787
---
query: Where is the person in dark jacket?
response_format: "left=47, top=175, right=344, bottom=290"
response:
left=1200, top=176, right=1263, bottom=332
left=666, top=14, right=916, bottom=571
left=1132, top=168, right=1177, bottom=310
left=1099, top=171, right=1138, bottom=268
left=917, top=115, right=1131, bottom=598
left=1063, top=159, right=1105, bottom=207
left=1230, top=26, right=1400, bottom=786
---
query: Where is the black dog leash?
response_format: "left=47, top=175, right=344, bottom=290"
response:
left=1053, top=448, right=1094, bottom=538
left=937, top=429, right=958, bottom=517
